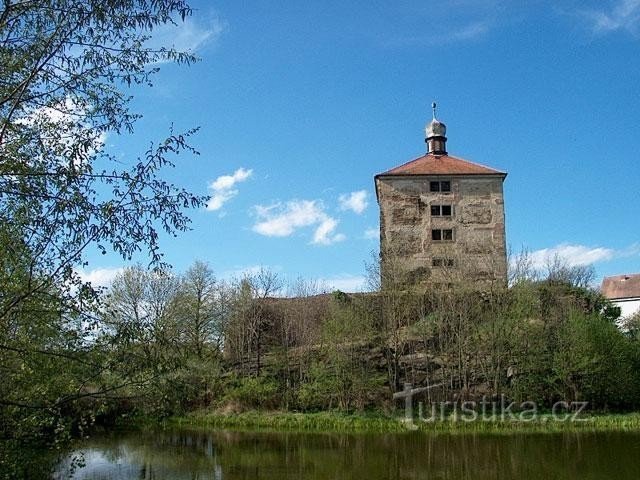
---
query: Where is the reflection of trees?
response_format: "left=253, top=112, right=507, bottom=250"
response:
left=59, top=429, right=640, bottom=480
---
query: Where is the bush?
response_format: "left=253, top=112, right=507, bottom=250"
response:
left=222, top=375, right=281, bottom=410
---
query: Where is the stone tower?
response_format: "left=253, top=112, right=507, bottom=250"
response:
left=374, top=106, right=507, bottom=289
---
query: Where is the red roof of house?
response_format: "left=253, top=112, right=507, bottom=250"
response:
left=376, top=153, right=506, bottom=177
left=601, top=274, right=640, bottom=300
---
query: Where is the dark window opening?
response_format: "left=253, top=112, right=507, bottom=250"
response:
left=432, top=229, right=454, bottom=241
left=430, top=180, right=451, bottom=193
left=431, top=204, right=453, bottom=217
left=432, top=258, right=455, bottom=267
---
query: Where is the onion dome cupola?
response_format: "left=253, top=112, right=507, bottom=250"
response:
left=425, top=102, right=447, bottom=155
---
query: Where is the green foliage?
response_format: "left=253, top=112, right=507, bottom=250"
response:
left=219, top=282, right=640, bottom=415
left=297, top=361, right=342, bottom=410
left=506, top=285, right=638, bottom=409
left=297, top=360, right=386, bottom=412
left=296, top=298, right=384, bottom=411
left=222, top=376, right=281, bottom=410
left=552, top=312, right=638, bottom=408
left=0, top=1, right=206, bottom=473
left=139, top=357, right=224, bottom=417
left=623, top=311, right=640, bottom=341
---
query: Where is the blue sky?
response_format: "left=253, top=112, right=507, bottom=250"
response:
left=81, top=0, right=640, bottom=291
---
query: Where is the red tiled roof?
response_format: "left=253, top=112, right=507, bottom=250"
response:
left=601, top=274, right=640, bottom=300
left=376, top=153, right=506, bottom=177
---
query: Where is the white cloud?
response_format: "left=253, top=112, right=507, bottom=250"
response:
left=148, top=13, right=228, bottom=57
left=210, top=168, right=252, bottom=190
left=339, top=190, right=369, bottom=214
left=620, top=242, right=640, bottom=257
left=364, top=228, right=378, bottom=240
left=321, top=274, right=368, bottom=292
left=448, top=20, right=492, bottom=41
left=206, top=167, right=253, bottom=211
left=252, top=200, right=345, bottom=245
left=313, top=217, right=347, bottom=245
left=580, top=0, right=640, bottom=35
left=527, top=243, right=615, bottom=269
left=253, top=200, right=322, bottom=237
left=385, top=19, right=491, bottom=47
left=16, top=97, right=107, bottom=163
left=76, top=267, right=123, bottom=288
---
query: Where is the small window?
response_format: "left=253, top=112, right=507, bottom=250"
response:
left=430, top=180, right=451, bottom=193
left=431, top=205, right=453, bottom=217
left=431, top=229, right=454, bottom=241
left=432, top=258, right=455, bottom=267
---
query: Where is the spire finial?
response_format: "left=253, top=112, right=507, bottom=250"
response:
left=425, top=102, right=447, bottom=155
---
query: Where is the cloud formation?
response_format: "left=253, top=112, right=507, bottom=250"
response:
left=16, top=96, right=108, bottom=163
left=339, top=190, right=369, bottom=214
left=206, top=167, right=253, bottom=211
left=148, top=12, right=228, bottom=57
left=76, top=267, right=123, bottom=288
left=364, top=228, right=378, bottom=240
left=252, top=200, right=345, bottom=245
left=385, top=19, right=491, bottom=47
left=527, top=243, right=616, bottom=270
left=320, top=274, right=368, bottom=292
left=580, top=0, right=640, bottom=35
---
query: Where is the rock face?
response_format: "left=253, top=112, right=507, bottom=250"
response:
left=375, top=161, right=508, bottom=289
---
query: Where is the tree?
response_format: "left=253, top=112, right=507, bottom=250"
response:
left=508, top=246, right=539, bottom=286
left=552, top=311, right=637, bottom=409
left=299, top=296, right=381, bottom=411
left=1, top=0, right=205, bottom=322
left=224, top=268, right=283, bottom=375
left=177, top=260, right=223, bottom=358
left=366, top=247, right=424, bottom=391
left=0, top=0, right=206, bottom=467
left=105, top=265, right=181, bottom=371
left=544, top=254, right=595, bottom=289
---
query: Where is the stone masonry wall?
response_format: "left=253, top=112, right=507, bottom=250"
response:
left=376, top=175, right=507, bottom=288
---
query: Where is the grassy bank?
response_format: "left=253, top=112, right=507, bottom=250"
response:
left=165, top=410, right=640, bottom=435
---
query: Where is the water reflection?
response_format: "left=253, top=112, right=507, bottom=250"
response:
left=54, top=428, right=640, bottom=479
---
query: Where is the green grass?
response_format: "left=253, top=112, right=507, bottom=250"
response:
left=167, top=410, right=406, bottom=433
left=164, top=410, right=640, bottom=435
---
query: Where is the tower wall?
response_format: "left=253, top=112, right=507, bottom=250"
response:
left=376, top=175, right=507, bottom=289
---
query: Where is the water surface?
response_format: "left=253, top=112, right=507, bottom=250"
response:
left=54, top=428, right=640, bottom=479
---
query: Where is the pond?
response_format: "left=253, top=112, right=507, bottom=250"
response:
left=53, top=428, right=640, bottom=479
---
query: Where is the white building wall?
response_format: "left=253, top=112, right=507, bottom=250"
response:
left=613, top=298, right=640, bottom=320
